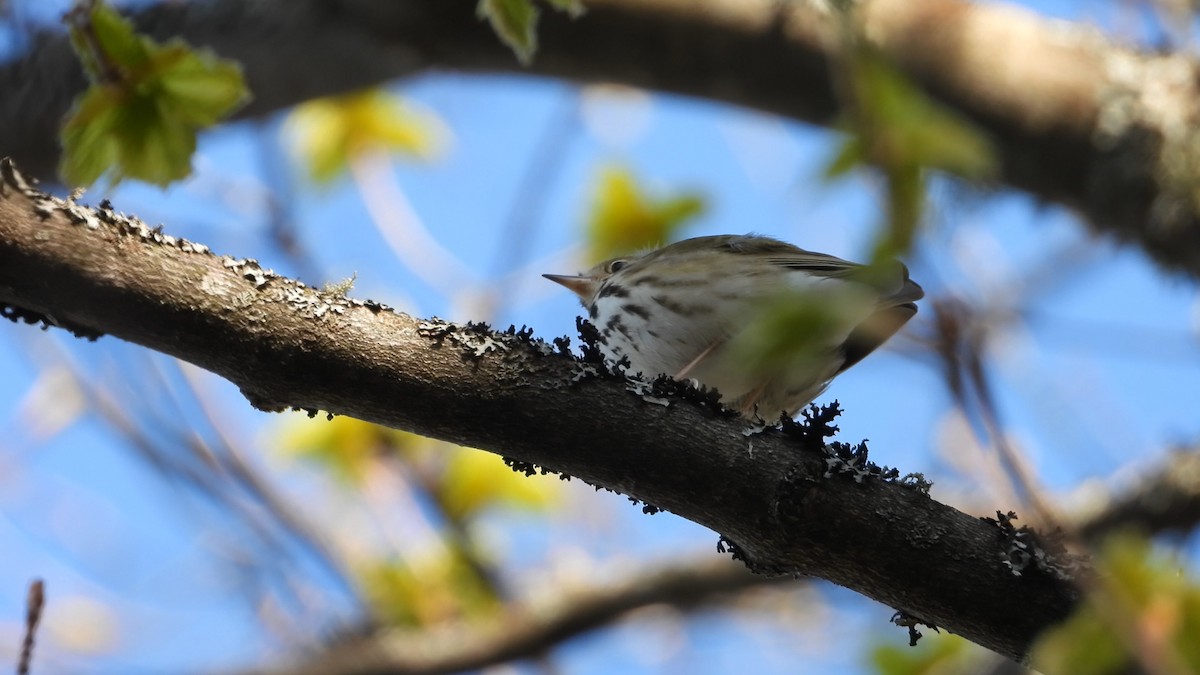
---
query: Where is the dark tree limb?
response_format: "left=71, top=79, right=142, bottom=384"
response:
left=0, top=162, right=1081, bottom=665
left=4, top=0, right=1200, bottom=274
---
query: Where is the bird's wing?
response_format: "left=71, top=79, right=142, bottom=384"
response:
left=836, top=303, right=918, bottom=374
left=767, top=249, right=923, bottom=306
left=765, top=251, right=860, bottom=277
left=717, top=235, right=923, bottom=375
left=730, top=240, right=923, bottom=373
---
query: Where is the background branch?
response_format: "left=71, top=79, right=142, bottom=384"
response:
left=252, top=559, right=789, bottom=675
left=1079, top=448, right=1200, bottom=541
left=4, top=0, right=1200, bottom=273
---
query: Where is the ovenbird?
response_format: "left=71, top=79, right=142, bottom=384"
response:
left=544, top=234, right=923, bottom=419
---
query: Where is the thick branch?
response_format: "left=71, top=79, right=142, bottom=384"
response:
left=0, top=163, right=1080, bottom=664
left=4, top=0, right=1200, bottom=273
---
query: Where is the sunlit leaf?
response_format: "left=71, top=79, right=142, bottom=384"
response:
left=278, top=416, right=426, bottom=485
left=286, top=89, right=449, bottom=184
left=586, top=164, right=705, bottom=261
left=477, top=0, right=539, bottom=65
left=60, top=2, right=248, bottom=187
left=437, top=446, right=560, bottom=520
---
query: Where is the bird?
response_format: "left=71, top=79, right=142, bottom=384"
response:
left=543, top=234, right=923, bottom=419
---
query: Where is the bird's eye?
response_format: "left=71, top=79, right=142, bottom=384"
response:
left=608, top=260, right=628, bottom=273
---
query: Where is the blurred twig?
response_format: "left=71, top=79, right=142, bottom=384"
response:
left=352, top=151, right=474, bottom=304
left=256, top=120, right=324, bottom=284
left=930, top=297, right=1058, bottom=524
left=928, top=296, right=1193, bottom=675
left=484, top=87, right=580, bottom=319
left=171, top=360, right=364, bottom=605
left=42, top=340, right=359, bottom=638
left=18, top=579, right=43, bottom=675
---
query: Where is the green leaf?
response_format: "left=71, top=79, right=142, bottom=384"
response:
left=60, top=2, right=249, bottom=187
left=585, top=164, right=706, bottom=261
left=85, top=3, right=150, bottom=72
left=59, top=86, right=126, bottom=187
left=152, top=44, right=251, bottom=127
left=477, top=0, right=539, bottom=65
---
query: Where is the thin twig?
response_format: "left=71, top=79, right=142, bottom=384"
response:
left=18, top=579, right=44, bottom=675
left=172, top=360, right=365, bottom=606
left=484, top=88, right=580, bottom=319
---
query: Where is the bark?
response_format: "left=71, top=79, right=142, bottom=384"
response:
left=3, top=0, right=1200, bottom=274
left=0, top=160, right=1082, bottom=665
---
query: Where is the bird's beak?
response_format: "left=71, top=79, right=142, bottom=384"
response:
left=542, top=273, right=598, bottom=301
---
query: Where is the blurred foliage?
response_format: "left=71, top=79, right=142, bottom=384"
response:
left=1033, top=534, right=1200, bottom=675
left=870, top=633, right=980, bottom=675
left=278, top=416, right=423, bottom=484
left=585, top=164, right=705, bottom=261
left=280, top=416, right=563, bottom=626
left=45, top=594, right=121, bottom=655
left=826, top=44, right=995, bottom=262
left=477, top=0, right=584, bottom=65
left=279, top=416, right=559, bottom=520
left=438, top=445, right=560, bottom=520
left=286, top=89, right=448, bottom=184
left=60, top=1, right=248, bottom=187
left=360, top=549, right=502, bottom=626
left=726, top=284, right=878, bottom=385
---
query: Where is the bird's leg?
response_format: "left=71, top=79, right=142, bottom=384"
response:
left=736, top=382, right=770, bottom=416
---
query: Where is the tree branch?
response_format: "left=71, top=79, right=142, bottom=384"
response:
left=250, top=559, right=789, bottom=675
left=0, top=161, right=1081, bottom=664
left=4, top=0, right=1200, bottom=273
left=1078, top=448, right=1200, bottom=541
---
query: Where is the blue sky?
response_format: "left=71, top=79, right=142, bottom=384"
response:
left=2, top=1, right=1199, bottom=673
